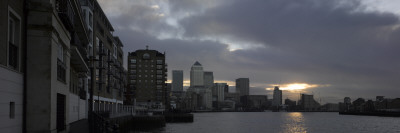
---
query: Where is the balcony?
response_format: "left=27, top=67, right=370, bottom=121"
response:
left=70, top=46, right=89, bottom=72
left=79, top=0, right=94, bottom=9
left=56, top=0, right=75, bottom=31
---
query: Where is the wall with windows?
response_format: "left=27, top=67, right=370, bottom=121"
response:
left=0, top=1, right=24, bottom=132
left=0, top=67, right=23, bottom=132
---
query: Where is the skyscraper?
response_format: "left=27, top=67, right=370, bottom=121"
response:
left=214, top=83, right=227, bottom=102
left=190, top=61, right=204, bottom=87
left=204, top=71, right=214, bottom=88
left=127, top=47, right=167, bottom=108
left=172, top=70, right=183, bottom=92
left=236, top=78, right=249, bottom=96
left=272, top=86, right=283, bottom=106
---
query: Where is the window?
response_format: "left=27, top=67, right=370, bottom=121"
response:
left=130, top=59, right=136, bottom=63
left=57, top=43, right=66, bottom=82
left=113, top=43, right=117, bottom=58
left=157, top=65, right=162, bottom=69
left=157, top=70, right=162, bottom=74
left=8, top=8, right=21, bottom=70
left=89, top=12, right=93, bottom=27
left=156, top=60, right=163, bottom=64
left=9, top=102, right=15, bottom=119
left=143, top=53, right=150, bottom=59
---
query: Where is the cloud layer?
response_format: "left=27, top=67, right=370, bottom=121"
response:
left=98, top=0, right=400, bottom=103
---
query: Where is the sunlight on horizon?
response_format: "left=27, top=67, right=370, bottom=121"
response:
left=266, top=83, right=326, bottom=91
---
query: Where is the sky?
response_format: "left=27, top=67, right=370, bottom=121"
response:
left=97, top=0, right=400, bottom=103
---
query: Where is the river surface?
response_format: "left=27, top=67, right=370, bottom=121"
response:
left=139, top=112, right=400, bottom=133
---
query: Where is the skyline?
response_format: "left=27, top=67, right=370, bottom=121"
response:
left=98, top=0, right=400, bottom=103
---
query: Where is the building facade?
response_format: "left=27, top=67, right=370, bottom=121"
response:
left=172, top=70, right=183, bottom=92
left=272, top=86, right=282, bottom=106
left=204, top=71, right=214, bottom=88
left=299, top=94, right=320, bottom=111
left=0, top=0, right=25, bottom=132
left=190, top=61, right=204, bottom=87
left=127, top=48, right=167, bottom=109
left=91, top=0, right=126, bottom=116
left=236, top=78, right=249, bottom=96
left=0, top=0, right=127, bottom=132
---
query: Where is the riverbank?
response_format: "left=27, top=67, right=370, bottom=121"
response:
left=339, top=111, right=400, bottom=117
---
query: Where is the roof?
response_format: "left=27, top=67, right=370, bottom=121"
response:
left=193, top=61, right=202, bottom=66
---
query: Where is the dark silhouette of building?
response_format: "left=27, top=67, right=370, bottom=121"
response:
left=127, top=47, right=167, bottom=109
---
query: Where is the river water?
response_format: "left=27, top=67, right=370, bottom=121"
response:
left=140, top=112, right=400, bottom=133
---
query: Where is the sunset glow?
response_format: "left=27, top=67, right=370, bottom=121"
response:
left=266, top=83, right=326, bottom=91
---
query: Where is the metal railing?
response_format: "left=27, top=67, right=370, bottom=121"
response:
left=56, top=0, right=75, bottom=30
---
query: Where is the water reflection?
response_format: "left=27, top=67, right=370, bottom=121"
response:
left=281, top=112, right=307, bottom=133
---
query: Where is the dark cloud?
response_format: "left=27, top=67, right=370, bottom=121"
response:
left=99, top=0, right=400, bottom=103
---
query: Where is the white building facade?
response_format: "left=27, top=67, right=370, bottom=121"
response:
left=190, top=61, right=204, bottom=87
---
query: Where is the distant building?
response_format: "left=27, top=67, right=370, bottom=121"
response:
left=299, top=94, right=320, bottom=111
left=284, top=98, right=297, bottom=111
left=204, top=71, right=214, bottom=88
left=127, top=47, right=167, bottom=108
left=241, top=95, right=268, bottom=110
left=236, top=78, right=249, bottom=96
left=187, top=61, right=212, bottom=110
left=212, top=83, right=227, bottom=109
left=215, top=83, right=227, bottom=101
left=320, top=103, right=339, bottom=111
left=172, top=70, right=183, bottom=92
left=272, top=86, right=282, bottom=106
left=190, top=61, right=204, bottom=87
left=224, top=84, right=229, bottom=93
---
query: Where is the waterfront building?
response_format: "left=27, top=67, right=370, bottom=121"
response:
left=284, top=98, right=297, bottom=111
left=241, top=95, right=268, bottom=110
left=236, top=78, right=249, bottom=96
left=190, top=61, right=204, bottom=87
left=127, top=47, right=168, bottom=109
left=215, top=83, right=226, bottom=102
left=299, top=94, right=320, bottom=111
left=0, top=0, right=25, bottom=132
left=186, top=61, right=212, bottom=110
left=212, top=83, right=227, bottom=109
left=0, top=0, right=128, bottom=132
left=92, top=0, right=126, bottom=114
left=272, top=86, right=282, bottom=107
left=172, top=70, right=183, bottom=92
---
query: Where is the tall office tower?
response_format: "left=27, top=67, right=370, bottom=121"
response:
left=172, top=70, right=183, bottom=92
left=127, top=47, right=167, bottom=108
left=236, top=78, right=250, bottom=96
left=190, top=61, right=204, bottom=87
left=204, top=71, right=214, bottom=88
left=214, top=83, right=227, bottom=102
left=272, top=86, right=283, bottom=106
left=224, top=84, right=229, bottom=93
